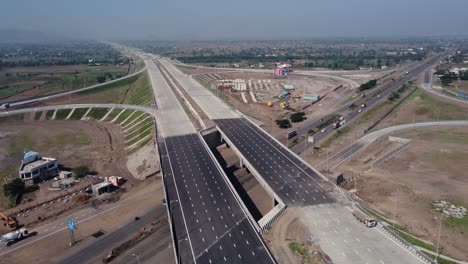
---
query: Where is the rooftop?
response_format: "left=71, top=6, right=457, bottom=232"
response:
left=23, top=150, right=39, bottom=160
left=21, top=158, right=56, bottom=172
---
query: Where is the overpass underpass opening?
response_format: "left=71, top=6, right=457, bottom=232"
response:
left=201, top=127, right=284, bottom=231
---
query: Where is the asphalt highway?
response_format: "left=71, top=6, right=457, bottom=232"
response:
left=215, top=118, right=334, bottom=206
left=162, top=134, right=275, bottom=264
left=58, top=204, right=167, bottom=264
left=291, top=54, right=444, bottom=153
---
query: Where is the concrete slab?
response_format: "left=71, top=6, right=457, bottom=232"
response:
left=300, top=204, right=424, bottom=264
left=146, top=59, right=196, bottom=137
left=159, top=59, right=239, bottom=120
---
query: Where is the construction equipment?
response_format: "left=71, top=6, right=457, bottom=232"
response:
left=0, top=228, right=29, bottom=246
left=267, top=101, right=273, bottom=107
left=279, top=102, right=288, bottom=109
left=353, top=209, right=377, bottom=228
left=0, top=212, right=18, bottom=231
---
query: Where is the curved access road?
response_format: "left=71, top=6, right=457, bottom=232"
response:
left=318, top=120, right=468, bottom=170
left=5, top=65, right=147, bottom=108
left=421, top=69, right=468, bottom=105
left=0, top=103, right=157, bottom=117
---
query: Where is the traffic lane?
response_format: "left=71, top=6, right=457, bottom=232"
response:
left=196, top=219, right=271, bottom=264
left=57, top=204, right=167, bottom=264
left=158, top=139, right=194, bottom=263
left=218, top=119, right=328, bottom=205
left=236, top=118, right=332, bottom=181
left=294, top=57, right=438, bottom=140
left=114, top=222, right=172, bottom=264
left=165, top=134, right=273, bottom=263
left=215, top=119, right=333, bottom=206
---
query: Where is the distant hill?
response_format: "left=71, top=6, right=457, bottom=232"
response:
left=0, top=29, right=69, bottom=43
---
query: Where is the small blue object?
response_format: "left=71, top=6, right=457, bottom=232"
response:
left=68, top=219, right=76, bottom=231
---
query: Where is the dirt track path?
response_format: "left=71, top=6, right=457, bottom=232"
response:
left=266, top=208, right=301, bottom=264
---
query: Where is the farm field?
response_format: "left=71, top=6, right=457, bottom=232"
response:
left=0, top=64, right=129, bottom=103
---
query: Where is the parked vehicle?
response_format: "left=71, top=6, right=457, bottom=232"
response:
left=361, top=103, right=367, bottom=108
left=353, top=210, right=377, bottom=228
left=320, top=128, right=327, bottom=133
left=285, top=130, right=297, bottom=139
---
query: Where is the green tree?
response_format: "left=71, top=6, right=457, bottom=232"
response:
left=73, top=166, right=89, bottom=178
left=290, top=112, right=305, bottom=123
left=3, top=178, right=25, bottom=197
left=96, top=76, right=106, bottom=83
left=275, top=119, right=291, bottom=128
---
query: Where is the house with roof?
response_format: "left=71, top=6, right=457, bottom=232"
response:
left=19, top=151, right=59, bottom=182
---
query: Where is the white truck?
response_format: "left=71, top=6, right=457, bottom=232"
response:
left=0, top=103, right=10, bottom=110
left=0, top=228, right=29, bottom=246
left=353, top=210, right=377, bottom=228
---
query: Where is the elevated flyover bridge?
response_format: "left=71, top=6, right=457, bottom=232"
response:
left=214, top=117, right=334, bottom=207
left=145, top=56, right=276, bottom=264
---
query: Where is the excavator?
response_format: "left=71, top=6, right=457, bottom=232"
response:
left=0, top=212, right=18, bottom=231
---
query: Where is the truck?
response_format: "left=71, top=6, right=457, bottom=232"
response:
left=353, top=210, right=377, bottom=228
left=0, top=103, right=10, bottom=110
left=0, top=228, right=29, bottom=246
left=285, top=130, right=297, bottom=139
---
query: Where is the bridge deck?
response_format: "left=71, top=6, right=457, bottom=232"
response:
left=215, top=118, right=334, bottom=206
left=161, top=133, right=275, bottom=264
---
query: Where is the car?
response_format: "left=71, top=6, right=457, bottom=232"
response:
left=339, top=120, right=346, bottom=125
left=320, top=128, right=327, bottom=133
left=358, top=109, right=362, bottom=113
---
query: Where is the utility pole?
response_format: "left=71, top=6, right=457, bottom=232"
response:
left=304, top=135, right=307, bottom=158
left=132, top=253, right=140, bottom=264
left=393, top=192, right=397, bottom=231
left=435, top=214, right=443, bottom=263
left=354, top=173, right=358, bottom=190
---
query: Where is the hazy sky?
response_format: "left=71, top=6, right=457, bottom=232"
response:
left=2, top=0, right=468, bottom=40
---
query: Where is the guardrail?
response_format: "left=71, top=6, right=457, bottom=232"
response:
left=365, top=86, right=418, bottom=133
left=355, top=201, right=434, bottom=263
left=258, top=203, right=287, bottom=233
left=197, top=132, right=261, bottom=233
left=373, top=142, right=411, bottom=167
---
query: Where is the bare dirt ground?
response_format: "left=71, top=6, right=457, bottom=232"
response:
left=338, top=127, right=468, bottom=260
left=264, top=208, right=326, bottom=264
left=126, top=143, right=160, bottom=180
left=0, top=120, right=130, bottom=182
left=0, top=179, right=167, bottom=264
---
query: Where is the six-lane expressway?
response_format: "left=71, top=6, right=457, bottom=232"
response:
left=0, top=48, right=444, bottom=264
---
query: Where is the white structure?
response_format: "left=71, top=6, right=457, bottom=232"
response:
left=19, top=151, right=58, bottom=181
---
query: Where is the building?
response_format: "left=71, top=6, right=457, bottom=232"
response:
left=92, top=182, right=115, bottom=196
left=302, top=94, right=321, bottom=102
left=19, top=151, right=58, bottom=182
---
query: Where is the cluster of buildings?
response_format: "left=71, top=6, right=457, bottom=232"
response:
left=19, top=151, right=58, bottom=183
left=18, top=150, right=124, bottom=196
